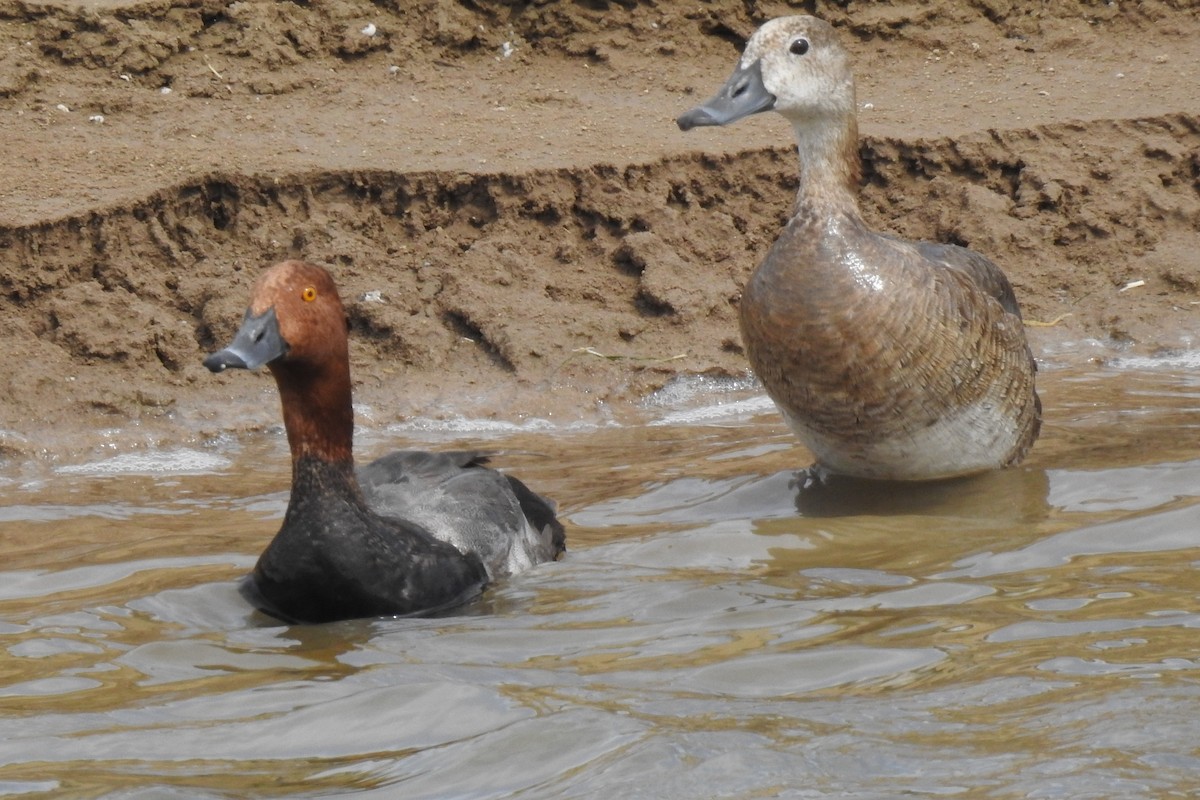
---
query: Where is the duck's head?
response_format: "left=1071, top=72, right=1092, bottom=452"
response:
left=677, top=16, right=854, bottom=131
left=204, top=260, right=348, bottom=375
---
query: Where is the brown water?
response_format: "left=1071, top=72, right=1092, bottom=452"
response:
left=1, top=358, right=1199, bottom=799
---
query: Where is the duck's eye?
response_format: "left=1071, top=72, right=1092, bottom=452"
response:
left=301, top=287, right=317, bottom=302
left=789, top=38, right=810, bottom=56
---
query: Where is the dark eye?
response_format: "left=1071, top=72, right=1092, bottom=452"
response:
left=789, top=38, right=809, bottom=55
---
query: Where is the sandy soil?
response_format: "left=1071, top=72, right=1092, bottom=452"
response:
left=0, top=0, right=1196, bottom=458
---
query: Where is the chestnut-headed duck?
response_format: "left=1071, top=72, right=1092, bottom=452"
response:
left=204, top=260, right=565, bottom=624
left=677, top=15, right=1040, bottom=481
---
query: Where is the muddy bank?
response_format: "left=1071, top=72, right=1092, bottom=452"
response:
left=0, top=0, right=1197, bottom=458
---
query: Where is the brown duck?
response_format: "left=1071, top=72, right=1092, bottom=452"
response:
left=678, top=15, right=1040, bottom=481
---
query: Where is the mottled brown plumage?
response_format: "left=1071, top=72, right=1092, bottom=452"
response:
left=679, top=16, right=1040, bottom=480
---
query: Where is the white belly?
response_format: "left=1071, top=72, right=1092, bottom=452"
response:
left=781, top=400, right=1020, bottom=481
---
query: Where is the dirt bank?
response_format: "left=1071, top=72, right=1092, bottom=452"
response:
left=0, top=0, right=1197, bottom=458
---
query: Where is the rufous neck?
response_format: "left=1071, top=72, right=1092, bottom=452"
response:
left=271, top=358, right=356, bottom=467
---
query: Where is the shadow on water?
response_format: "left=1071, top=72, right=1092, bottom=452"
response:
left=0, top=362, right=1198, bottom=797
left=790, top=466, right=1051, bottom=521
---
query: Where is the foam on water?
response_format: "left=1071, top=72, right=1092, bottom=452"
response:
left=642, top=374, right=760, bottom=407
left=55, top=449, right=232, bottom=476
left=1109, top=350, right=1200, bottom=371
left=385, top=416, right=603, bottom=438
left=643, top=374, right=775, bottom=426
left=650, top=395, right=778, bottom=426
left=380, top=388, right=776, bottom=436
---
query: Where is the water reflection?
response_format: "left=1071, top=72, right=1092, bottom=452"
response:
left=0, top=364, right=1198, bottom=797
left=792, top=466, right=1052, bottom=520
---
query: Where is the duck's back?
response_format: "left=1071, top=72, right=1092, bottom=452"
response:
left=358, top=450, right=565, bottom=578
left=740, top=212, right=1040, bottom=480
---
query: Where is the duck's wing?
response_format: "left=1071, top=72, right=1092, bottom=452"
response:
left=923, top=239, right=1043, bottom=463
left=358, top=449, right=492, bottom=485
left=913, top=240, right=1024, bottom=320
left=882, top=232, right=1042, bottom=463
left=358, top=450, right=565, bottom=578
left=501, top=473, right=566, bottom=556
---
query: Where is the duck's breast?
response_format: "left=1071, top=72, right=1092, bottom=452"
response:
left=253, top=457, right=489, bottom=622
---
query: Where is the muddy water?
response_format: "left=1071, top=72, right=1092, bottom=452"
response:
left=1, top=359, right=1199, bottom=799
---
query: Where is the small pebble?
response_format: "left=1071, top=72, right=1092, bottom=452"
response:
left=361, top=23, right=376, bottom=37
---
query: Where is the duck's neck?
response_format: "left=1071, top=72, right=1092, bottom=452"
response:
left=271, top=358, right=356, bottom=473
left=790, top=113, right=862, bottom=218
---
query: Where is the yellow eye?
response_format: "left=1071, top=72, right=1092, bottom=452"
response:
left=301, top=287, right=317, bottom=302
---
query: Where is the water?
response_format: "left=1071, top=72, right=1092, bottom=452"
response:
left=1, top=360, right=1199, bottom=798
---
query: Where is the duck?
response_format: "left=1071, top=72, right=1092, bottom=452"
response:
left=203, top=260, right=565, bottom=624
left=677, top=15, right=1040, bottom=481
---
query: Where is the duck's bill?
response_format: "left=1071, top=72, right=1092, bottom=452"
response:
left=203, top=306, right=287, bottom=373
left=676, top=60, right=776, bottom=131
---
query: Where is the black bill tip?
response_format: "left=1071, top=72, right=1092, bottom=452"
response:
left=203, top=349, right=248, bottom=373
